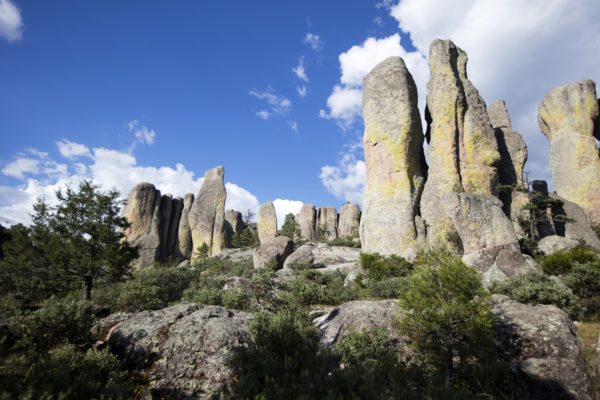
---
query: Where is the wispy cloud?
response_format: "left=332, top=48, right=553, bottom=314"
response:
left=288, top=120, right=298, bottom=133
left=296, top=85, right=307, bottom=98
left=249, top=88, right=292, bottom=118
left=292, top=56, right=309, bottom=82
left=303, top=32, right=323, bottom=51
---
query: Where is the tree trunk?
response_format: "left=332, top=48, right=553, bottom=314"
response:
left=445, top=348, right=452, bottom=388
left=83, top=276, right=92, bottom=301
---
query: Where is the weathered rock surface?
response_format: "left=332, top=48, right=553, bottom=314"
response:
left=312, top=244, right=360, bottom=268
left=360, top=56, right=426, bottom=260
left=421, top=39, right=500, bottom=245
left=538, top=80, right=600, bottom=225
left=224, top=209, right=243, bottom=246
left=218, top=247, right=255, bottom=263
left=158, top=194, right=173, bottom=262
left=443, top=192, right=536, bottom=286
left=257, top=202, right=277, bottom=244
left=189, top=167, right=227, bottom=259
left=252, top=236, right=294, bottom=269
left=491, top=294, right=593, bottom=400
left=338, top=203, right=361, bottom=239
left=313, top=300, right=408, bottom=351
left=93, top=304, right=252, bottom=399
left=298, top=204, right=317, bottom=241
left=489, top=100, right=528, bottom=189
left=551, top=194, right=600, bottom=251
left=538, top=235, right=579, bottom=255
left=509, top=191, right=530, bottom=240
left=318, top=207, right=338, bottom=241
left=122, top=182, right=161, bottom=269
left=176, top=193, right=194, bottom=260
left=283, top=243, right=316, bottom=269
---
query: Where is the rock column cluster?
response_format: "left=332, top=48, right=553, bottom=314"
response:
left=123, top=166, right=227, bottom=268
left=294, top=203, right=361, bottom=242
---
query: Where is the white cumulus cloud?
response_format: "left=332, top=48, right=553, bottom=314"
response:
left=319, top=152, right=366, bottom=205
left=57, top=140, right=91, bottom=159
left=273, top=199, right=304, bottom=229
left=0, top=141, right=264, bottom=226
left=0, top=0, right=23, bottom=43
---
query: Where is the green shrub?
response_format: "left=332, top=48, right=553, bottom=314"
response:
left=562, top=262, right=600, bottom=320
left=490, top=272, right=584, bottom=320
left=593, top=225, right=600, bottom=241
left=230, top=227, right=259, bottom=248
left=327, top=237, right=361, bottom=248
left=21, top=298, right=96, bottom=351
left=23, top=344, right=133, bottom=399
left=194, top=257, right=254, bottom=279
left=359, top=253, right=413, bottom=281
left=357, top=276, right=408, bottom=300
left=115, top=266, right=192, bottom=312
left=399, top=250, right=493, bottom=386
left=230, top=309, right=331, bottom=398
left=539, top=246, right=598, bottom=275
left=331, top=328, right=422, bottom=398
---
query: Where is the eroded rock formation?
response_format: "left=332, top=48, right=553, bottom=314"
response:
left=359, top=56, right=426, bottom=259
left=442, top=192, right=536, bottom=286
left=338, top=203, right=361, bottom=238
left=176, top=193, right=194, bottom=260
left=318, top=207, right=338, bottom=241
left=224, top=209, right=243, bottom=246
left=538, top=80, right=600, bottom=225
left=257, top=202, right=277, bottom=244
left=489, top=100, right=528, bottom=190
left=420, top=39, right=500, bottom=244
left=189, top=166, right=226, bottom=259
left=298, top=204, right=317, bottom=241
left=122, top=182, right=162, bottom=269
left=252, top=236, right=294, bottom=269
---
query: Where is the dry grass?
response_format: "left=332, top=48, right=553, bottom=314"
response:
left=577, top=321, right=600, bottom=397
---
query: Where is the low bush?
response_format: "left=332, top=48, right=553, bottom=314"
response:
left=539, top=246, right=598, bottom=276
left=22, top=344, right=133, bottom=399
left=562, top=262, right=600, bottom=320
left=490, top=272, right=584, bottom=320
left=114, top=266, right=192, bottom=312
left=327, top=237, right=361, bottom=248
left=359, top=253, right=413, bottom=281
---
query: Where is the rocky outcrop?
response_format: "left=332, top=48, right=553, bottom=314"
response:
left=491, top=294, right=593, bottom=400
left=158, top=194, right=173, bottom=262
left=538, top=80, right=600, bottom=225
left=337, top=203, right=361, bottom=239
left=551, top=194, right=600, bottom=251
left=298, top=204, right=317, bottom=241
left=313, top=300, right=409, bottom=355
left=189, top=167, right=227, bottom=259
left=224, top=210, right=243, bottom=246
left=443, top=192, right=536, bottom=286
left=317, top=207, right=338, bottom=241
left=252, top=236, right=294, bottom=269
left=93, top=304, right=251, bottom=399
left=489, top=100, right=528, bottom=190
left=122, top=182, right=162, bottom=269
left=420, top=39, right=500, bottom=245
left=538, top=235, right=579, bottom=255
left=176, top=193, right=194, bottom=260
left=257, top=202, right=277, bottom=244
left=283, top=243, right=316, bottom=269
left=360, top=57, right=426, bottom=259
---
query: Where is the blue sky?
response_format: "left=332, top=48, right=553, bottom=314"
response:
left=1, top=0, right=600, bottom=225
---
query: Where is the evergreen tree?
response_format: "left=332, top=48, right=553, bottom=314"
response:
left=46, top=181, right=137, bottom=300
left=398, top=250, right=493, bottom=387
left=279, top=213, right=297, bottom=239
